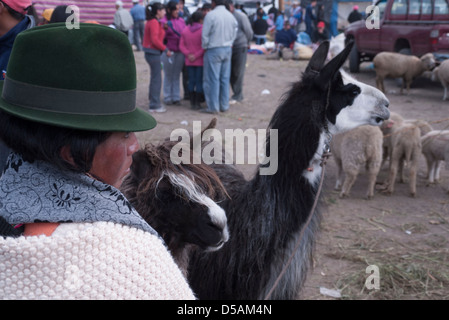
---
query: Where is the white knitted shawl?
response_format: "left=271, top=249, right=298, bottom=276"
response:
left=0, top=222, right=196, bottom=300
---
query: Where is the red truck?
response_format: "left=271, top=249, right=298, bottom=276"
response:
left=344, top=0, right=449, bottom=72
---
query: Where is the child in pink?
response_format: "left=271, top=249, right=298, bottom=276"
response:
left=179, top=11, right=204, bottom=110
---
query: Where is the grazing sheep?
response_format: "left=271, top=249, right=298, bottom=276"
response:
left=381, top=112, right=432, bottom=170
left=405, top=119, right=434, bottom=137
left=374, top=52, right=436, bottom=94
left=431, top=59, right=449, bottom=100
left=331, top=125, right=383, bottom=199
left=421, top=130, right=449, bottom=185
left=386, top=123, right=422, bottom=197
left=380, top=111, right=405, bottom=169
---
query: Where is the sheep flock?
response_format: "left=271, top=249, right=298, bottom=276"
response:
left=331, top=111, right=449, bottom=199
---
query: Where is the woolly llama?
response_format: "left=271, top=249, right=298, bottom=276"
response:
left=121, top=133, right=230, bottom=276
left=187, top=41, right=390, bottom=299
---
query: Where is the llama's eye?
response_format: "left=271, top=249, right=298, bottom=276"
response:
left=352, top=88, right=361, bottom=96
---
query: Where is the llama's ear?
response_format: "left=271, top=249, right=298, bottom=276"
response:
left=203, top=118, right=217, bottom=132
left=189, top=118, right=217, bottom=149
left=317, top=41, right=354, bottom=84
left=305, top=41, right=330, bottom=75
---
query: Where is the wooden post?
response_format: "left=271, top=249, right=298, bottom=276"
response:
left=279, top=0, right=284, bottom=11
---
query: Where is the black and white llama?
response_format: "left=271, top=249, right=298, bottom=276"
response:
left=121, top=137, right=230, bottom=276
left=186, top=41, right=390, bottom=299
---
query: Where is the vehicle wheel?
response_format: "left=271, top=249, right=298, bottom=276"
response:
left=349, top=43, right=360, bottom=73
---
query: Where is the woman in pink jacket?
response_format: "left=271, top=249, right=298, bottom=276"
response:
left=160, top=1, right=186, bottom=106
left=179, top=11, right=204, bottom=110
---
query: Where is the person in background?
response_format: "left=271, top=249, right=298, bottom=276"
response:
left=347, top=5, right=362, bottom=24
left=130, top=0, right=145, bottom=51
left=0, top=0, right=34, bottom=81
left=143, top=2, right=170, bottom=113
left=289, top=1, right=302, bottom=34
left=274, top=9, right=284, bottom=32
left=40, top=8, right=53, bottom=25
left=311, top=20, right=329, bottom=44
left=160, top=1, right=186, bottom=106
left=235, top=3, right=248, bottom=15
left=252, top=8, right=268, bottom=45
left=304, top=0, right=317, bottom=37
left=0, top=22, right=195, bottom=300
left=201, top=0, right=237, bottom=114
left=252, top=1, right=266, bottom=22
left=275, top=20, right=296, bottom=49
left=178, top=0, right=191, bottom=101
left=201, top=2, right=212, bottom=15
left=114, top=0, right=134, bottom=41
left=179, top=10, right=204, bottom=110
left=228, top=0, right=252, bottom=105
left=49, top=4, right=71, bottom=23
left=267, top=3, right=279, bottom=21
left=178, top=0, right=191, bottom=21
left=0, top=0, right=34, bottom=176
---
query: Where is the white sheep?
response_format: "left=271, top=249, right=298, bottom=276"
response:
left=386, top=123, right=422, bottom=197
left=331, top=125, right=383, bottom=199
left=421, top=130, right=449, bottom=185
left=380, top=111, right=405, bottom=169
left=373, top=52, right=436, bottom=95
left=404, top=119, right=434, bottom=137
left=431, top=59, right=449, bottom=100
left=381, top=112, right=432, bottom=172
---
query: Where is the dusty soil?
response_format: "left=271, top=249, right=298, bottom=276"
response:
left=133, top=50, right=449, bottom=300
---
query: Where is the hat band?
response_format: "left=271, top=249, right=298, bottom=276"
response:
left=2, top=77, right=136, bottom=115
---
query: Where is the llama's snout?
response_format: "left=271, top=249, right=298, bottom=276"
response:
left=370, top=97, right=390, bottom=126
left=205, top=203, right=229, bottom=251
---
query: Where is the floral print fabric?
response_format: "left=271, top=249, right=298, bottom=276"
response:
left=0, top=153, right=157, bottom=235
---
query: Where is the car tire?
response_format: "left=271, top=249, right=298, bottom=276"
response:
left=349, top=43, right=360, bottom=73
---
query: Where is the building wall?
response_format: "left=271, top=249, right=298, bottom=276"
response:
left=32, top=0, right=134, bottom=25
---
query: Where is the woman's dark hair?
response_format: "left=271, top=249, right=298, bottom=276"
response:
left=0, top=110, right=111, bottom=173
left=165, top=1, right=178, bottom=20
left=213, top=0, right=227, bottom=6
left=189, top=10, right=203, bottom=24
left=146, top=2, right=164, bottom=20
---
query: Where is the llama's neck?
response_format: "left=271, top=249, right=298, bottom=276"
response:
left=249, top=100, right=330, bottom=231
left=262, top=107, right=330, bottom=190
left=245, top=119, right=329, bottom=299
left=301, top=130, right=331, bottom=186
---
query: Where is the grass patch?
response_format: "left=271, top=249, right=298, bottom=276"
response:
left=333, top=249, right=449, bottom=299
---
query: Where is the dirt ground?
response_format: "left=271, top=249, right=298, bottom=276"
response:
left=133, top=50, right=449, bottom=300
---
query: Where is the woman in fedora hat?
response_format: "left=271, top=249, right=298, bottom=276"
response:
left=0, top=23, right=194, bottom=299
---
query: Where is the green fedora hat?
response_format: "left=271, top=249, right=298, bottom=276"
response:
left=0, top=23, right=156, bottom=132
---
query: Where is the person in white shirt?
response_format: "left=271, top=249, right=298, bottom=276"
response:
left=200, top=0, right=237, bottom=114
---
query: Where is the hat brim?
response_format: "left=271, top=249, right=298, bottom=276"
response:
left=0, top=81, right=156, bottom=132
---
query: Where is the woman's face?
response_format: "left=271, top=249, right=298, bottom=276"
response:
left=89, top=132, right=140, bottom=188
left=157, top=8, right=166, bottom=19
left=171, top=5, right=179, bottom=17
